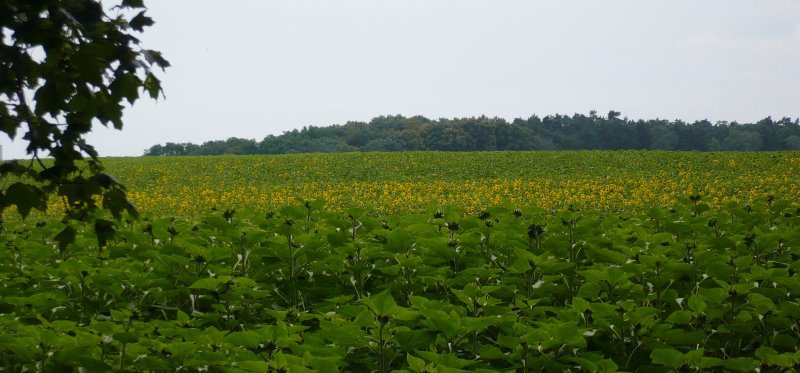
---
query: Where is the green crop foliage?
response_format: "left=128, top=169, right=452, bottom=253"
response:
left=2, top=157, right=800, bottom=372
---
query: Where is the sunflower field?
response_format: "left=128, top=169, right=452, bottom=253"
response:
left=2, top=151, right=800, bottom=372
left=101, top=151, right=799, bottom=216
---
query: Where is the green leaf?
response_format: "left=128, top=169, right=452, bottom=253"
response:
left=245, top=230, right=268, bottom=246
left=687, top=349, right=723, bottom=370
left=176, top=310, right=190, bottom=326
left=94, top=219, right=116, bottom=249
left=110, top=309, right=131, bottom=322
left=424, top=311, right=460, bottom=340
left=571, top=297, right=591, bottom=313
left=747, top=292, right=775, bottom=314
left=318, top=321, right=369, bottom=348
left=755, top=346, right=799, bottom=367
left=577, top=281, right=602, bottom=298
left=225, top=331, right=262, bottom=349
left=407, top=353, right=426, bottom=372
left=205, top=215, right=230, bottom=230
left=122, top=0, right=145, bottom=7
left=653, top=328, right=706, bottom=345
left=327, top=231, right=349, bottom=247
left=719, top=357, right=759, bottom=371
left=236, top=361, right=270, bottom=371
left=3, top=182, right=47, bottom=218
left=190, top=278, right=221, bottom=291
left=169, top=342, right=196, bottom=356
left=309, top=199, right=326, bottom=210
left=362, top=289, right=398, bottom=318
left=144, top=73, right=163, bottom=99
left=477, top=345, right=506, bottom=360
left=665, top=310, right=693, bottom=325
left=650, top=348, right=685, bottom=369
left=684, top=348, right=706, bottom=366
left=345, top=207, right=366, bottom=219
left=54, top=225, right=77, bottom=252
left=102, top=187, right=136, bottom=220
left=687, top=294, right=707, bottom=314
left=0, top=104, right=17, bottom=137
left=109, top=73, right=141, bottom=105
left=0, top=336, right=35, bottom=361
left=461, top=316, right=499, bottom=336
left=388, top=229, right=414, bottom=252
left=734, top=255, right=753, bottom=269
left=565, top=356, right=597, bottom=372
left=129, top=11, right=154, bottom=32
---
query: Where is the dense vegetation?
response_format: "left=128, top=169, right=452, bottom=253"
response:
left=3, top=151, right=800, bottom=371
left=144, top=113, right=800, bottom=156
left=3, top=195, right=800, bottom=371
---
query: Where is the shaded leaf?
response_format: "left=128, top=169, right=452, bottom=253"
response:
left=3, top=182, right=47, bottom=218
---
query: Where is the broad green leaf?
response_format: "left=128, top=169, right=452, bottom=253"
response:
left=144, top=72, right=163, bottom=98
left=650, top=348, right=685, bottom=369
left=345, top=207, right=366, bottom=219
left=129, top=10, right=154, bottom=32
left=205, top=215, right=230, bottom=230
left=169, top=342, right=196, bottom=356
left=225, top=331, right=262, bottom=349
left=110, top=309, right=131, bottom=322
left=687, top=294, right=707, bottom=314
left=245, top=230, right=268, bottom=246
left=755, top=346, right=799, bottom=367
left=571, top=297, right=591, bottom=313
left=565, top=356, right=597, bottom=372
left=407, top=353, right=426, bottom=372
left=424, top=311, right=461, bottom=340
left=176, top=310, right=191, bottom=326
left=362, top=289, right=399, bottom=317
left=665, top=310, right=693, bottom=324
left=388, top=230, right=415, bottom=252
left=190, top=278, right=221, bottom=290
left=747, top=292, right=775, bottom=314
left=318, top=321, right=368, bottom=348
left=719, top=357, right=759, bottom=371
left=577, top=281, right=602, bottom=298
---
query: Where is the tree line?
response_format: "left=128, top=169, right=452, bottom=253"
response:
left=144, top=111, right=800, bottom=156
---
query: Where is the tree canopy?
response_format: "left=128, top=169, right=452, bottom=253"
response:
left=145, top=113, right=800, bottom=156
left=0, top=0, right=167, bottom=240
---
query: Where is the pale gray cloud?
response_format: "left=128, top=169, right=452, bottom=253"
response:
left=2, top=0, right=799, bottom=159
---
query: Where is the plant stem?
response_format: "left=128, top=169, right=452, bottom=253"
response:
left=379, top=320, right=386, bottom=373
left=288, top=235, right=297, bottom=307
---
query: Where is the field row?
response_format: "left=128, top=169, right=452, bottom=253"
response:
left=1, top=199, right=799, bottom=371
left=95, top=151, right=800, bottom=216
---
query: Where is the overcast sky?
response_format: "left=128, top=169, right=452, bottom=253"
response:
left=2, top=0, right=800, bottom=159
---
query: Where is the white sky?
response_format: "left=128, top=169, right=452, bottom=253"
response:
left=2, top=0, right=800, bottom=159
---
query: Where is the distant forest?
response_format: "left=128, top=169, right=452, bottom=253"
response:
left=144, top=111, right=800, bottom=156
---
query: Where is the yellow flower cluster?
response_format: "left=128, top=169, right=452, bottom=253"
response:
left=98, top=151, right=800, bottom=216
